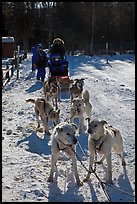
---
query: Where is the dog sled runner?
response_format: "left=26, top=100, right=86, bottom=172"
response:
left=48, top=54, right=73, bottom=89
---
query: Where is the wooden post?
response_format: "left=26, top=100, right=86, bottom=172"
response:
left=17, top=45, right=20, bottom=79
left=6, top=65, right=9, bottom=80
left=11, top=65, right=14, bottom=76
left=106, top=42, right=109, bottom=64
left=2, top=69, right=3, bottom=87
left=90, top=2, right=95, bottom=56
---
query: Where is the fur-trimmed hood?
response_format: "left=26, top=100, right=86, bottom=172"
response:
left=53, top=38, right=64, bottom=45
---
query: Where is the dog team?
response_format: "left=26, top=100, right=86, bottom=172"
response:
left=26, top=77, right=126, bottom=186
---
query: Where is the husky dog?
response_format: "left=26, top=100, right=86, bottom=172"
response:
left=70, top=89, right=92, bottom=133
left=83, top=118, right=126, bottom=183
left=69, top=78, right=85, bottom=102
left=47, top=122, right=83, bottom=186
left=26, top=98, right=60, bottom=135
left=43, top=77, right=59, bottom=110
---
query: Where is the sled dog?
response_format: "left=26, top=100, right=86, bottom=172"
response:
left=47, top=121, right=83, bottom=186
left=26, top=98, right=60, bottom=135
left=83, top=118, right=126, bottom=183
left=43, top=77, right=59, bottom=110
left=69, top=78, right=85, bottom=102
left=70, top=89, right=92, bottom=133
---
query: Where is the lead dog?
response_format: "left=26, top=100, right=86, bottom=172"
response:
left=47, top=122, right=83, bottom=186
left=69, top=78, right=85, bottom=102
left=70, top=90, right=92, bottom=133
left=83, top=118, right=126, bottom=183
left=43, top=77, right=59, bottom=110
left=26, top=98, right=60, bottom=135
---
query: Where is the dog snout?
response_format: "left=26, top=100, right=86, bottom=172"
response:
left=76, top=108, right=80, bottom=114
left=87, top=128, right=92, bottom=134
left=77, top=110, right=80, bottom=114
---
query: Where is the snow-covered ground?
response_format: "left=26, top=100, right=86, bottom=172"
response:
left=2, top=53, right=135, bottom=202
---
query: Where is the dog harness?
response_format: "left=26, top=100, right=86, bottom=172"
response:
left=111, top=128, right=116, bottom=137
left=94, top=138, right=104, bottom=151
left=95, top=126, right=117, bottom=151
left=106, top=125, right=117, bottom=137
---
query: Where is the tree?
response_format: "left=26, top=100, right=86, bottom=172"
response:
left=2, top=2, right=135, bottom=53
left=90, top=2, right=95, bottom=55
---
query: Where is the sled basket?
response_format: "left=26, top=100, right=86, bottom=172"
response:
left=49, top=75, right=73, bottom=90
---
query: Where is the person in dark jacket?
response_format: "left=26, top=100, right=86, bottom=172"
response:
left=48, top=38, right=69, bottom=76
left=33, top=44, right=48, bottom=82
left=31, top=45, right=37, bottom=71
left=49, top=38, right=66, bottom=59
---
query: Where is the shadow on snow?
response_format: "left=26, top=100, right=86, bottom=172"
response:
left=25, top=80, right=43, bottom=93
left=67, top=54, right=134, bottom=77
left=16, top=131, right=51, bottom=156
left=47, top=180, right=85, bottom=202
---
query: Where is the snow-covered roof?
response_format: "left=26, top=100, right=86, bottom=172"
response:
left=2, top=37, right=15, bottom=43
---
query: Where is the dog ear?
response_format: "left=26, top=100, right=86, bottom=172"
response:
left=101, top=120, right=107, bottom=125
left=85, top=118, right=91, bottom=123
left=71, top=123, right=77, bottom=130
left=74, top=78, right=78, bottom=81
left=56, top=127, right=63, bottom=132
left=81, top=78, right=85, bottom=81
left=57, top=109, right=60, bottom=114
left=82, top=98, right=86, bottom=104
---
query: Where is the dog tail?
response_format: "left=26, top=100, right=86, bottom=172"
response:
left=26, top=99, right=35, bottom=104
left=83, top=90, right=90, bottom=103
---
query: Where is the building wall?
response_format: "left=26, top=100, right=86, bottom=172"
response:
left=2, top=42, right=15, bottom=58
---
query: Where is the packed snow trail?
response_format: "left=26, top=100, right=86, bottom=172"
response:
left=2, top=53, right=135, bottom=202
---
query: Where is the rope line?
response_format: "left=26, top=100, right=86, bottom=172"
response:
left=71, top=147, right=111, bottom=202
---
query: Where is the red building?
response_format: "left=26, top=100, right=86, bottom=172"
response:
left=2, top=37, right=15, bottom=58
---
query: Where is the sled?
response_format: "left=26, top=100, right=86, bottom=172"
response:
left=48, top=54, right=73, bottom=90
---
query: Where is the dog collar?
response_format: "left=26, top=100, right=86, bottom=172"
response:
left=56, top=142, right=68, bottom=151
left=56, top=138, right=72, bottom=151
